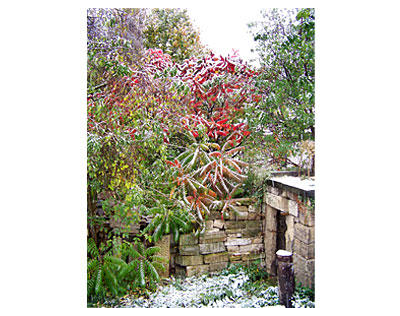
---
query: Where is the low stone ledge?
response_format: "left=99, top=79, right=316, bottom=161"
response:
left=174, top=198, right=267, bottom=277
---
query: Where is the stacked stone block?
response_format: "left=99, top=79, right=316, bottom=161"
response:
left=175, top=198, right=265, bottom=277
left=264, top=185, right=315, bottom=288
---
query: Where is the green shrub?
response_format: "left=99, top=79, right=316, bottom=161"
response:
left=87, top=238, right=166, bottom=304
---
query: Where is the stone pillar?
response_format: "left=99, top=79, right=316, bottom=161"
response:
left=264, top=182, right=315, bottom=288
left=155, top=234, right=171, bottom=278
left=264, top=204, right=278, bottom=275
left=276, top=250, right=295, bottom=308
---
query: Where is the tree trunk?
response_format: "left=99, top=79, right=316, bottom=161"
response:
left=87, top=183, right=98, bottom=245
left=276, top=250, right=295, bottom=308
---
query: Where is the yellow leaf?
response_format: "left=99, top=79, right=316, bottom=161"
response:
left=169, top=186, right=176, bottom=200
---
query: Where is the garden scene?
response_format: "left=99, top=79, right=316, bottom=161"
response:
left=87, top=8, right=315, bottom=308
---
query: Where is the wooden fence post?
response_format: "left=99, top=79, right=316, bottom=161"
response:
left=276, top=249, right=295, bottom=308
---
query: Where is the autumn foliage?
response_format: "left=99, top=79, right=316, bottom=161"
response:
left=87, top=46, right=261, bottom=242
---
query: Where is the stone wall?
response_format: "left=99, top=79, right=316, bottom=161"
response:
left=174, top=198, right=265, bottom=277
left=264, top=183, right=315, bottom=288
left=100, top=177, right=314, bottom=288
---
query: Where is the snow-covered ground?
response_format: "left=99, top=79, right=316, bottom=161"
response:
left=114, top=267, right=315, bottom=308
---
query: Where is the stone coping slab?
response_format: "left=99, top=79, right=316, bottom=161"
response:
left=267, top=176, right=315, bottom=198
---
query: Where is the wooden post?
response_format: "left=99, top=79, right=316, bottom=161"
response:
left=276, top=249, right=295, bottom=308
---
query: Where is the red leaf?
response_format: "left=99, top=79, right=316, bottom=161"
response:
left=166, top=160, right=174, bottom=167
left=174, top=159, right=181, bottom=168
left=191, top=131, right=199, bottom=138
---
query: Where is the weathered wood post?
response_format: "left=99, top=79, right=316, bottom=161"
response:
left=276, top=249, right=295, bottom=308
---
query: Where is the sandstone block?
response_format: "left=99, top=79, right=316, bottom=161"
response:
left=234, top=211, right=248, bottom=220
left=204, top=252, right=229, bottom=263
left=286, top=191, right=299, bottom=201
left=180, top=245, right=200, bottom=256
left=251, top=236, right=263, bottom=244
left=266, top=186, right=282, bottom=196
left=174, top=265, right=186, bottom=277
left=234, top=197, right=258, bottom=205
left=175, top=255, right=203, bottom=266
left=179, top=234, right=199, bottom=246
left=265, top=193, right=289, bottom=213
left=233, top=205, right=248, bottom=212
left=294, top=239, right=314, bottom=259
left=264, top=228, right=277, bottom=274
left=209, top=261, right=228, bottom=272
left=265, top=205, right=278, bottom=231
left=246, top=220, right=263, bottom=229
left=225, top=221, right=246, bottom=229
left=186, top=264, right=210, bottom=277
left=213, top=219, right=225, bottom=229
left=239, top=243, right=264, bottom=253
left=288, top=200, right=298, bottom=217
left=227, top=232, right=242, bottom=238
left=247, top=252, right=266, bottom=261
left=298, top=205, right=315, bottom=227
left=293, top=255, right=315, bottom=288
left=229, top=252, right=250, bottom=262
left=155, top=234, right=170, bottom=278
left=245, top=221, right=263, bottom=236
left=208, top=211, right=222, bottom=220
left=294, top=223, right=315, bottom=244
left=248, top=204, right=255, bottom=212
left=199, top=230, right=226, bottom=243
left=225, top=221, right=246, bottom=235
left=285, top=215, right=295, bottom=253
left=226, top=245, right=239, bottom=252
left=225, top=237, right=252, bottom=246
left=199, top=242, right=226, bottom=254
left=205, top=220, right=214, bottom=230
left=248, top=212, right=260, bottom=220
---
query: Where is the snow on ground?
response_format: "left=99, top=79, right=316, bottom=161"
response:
left=114, top=267, right=315, bottom=308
